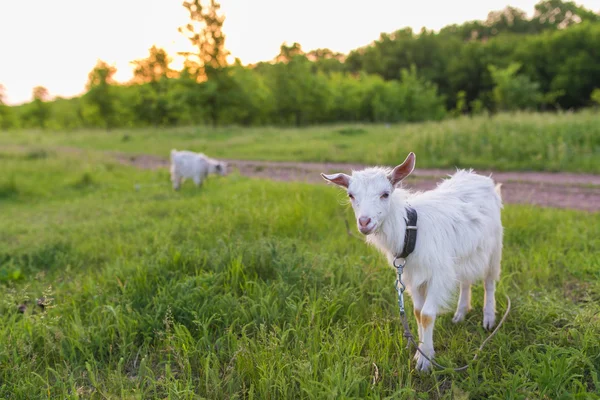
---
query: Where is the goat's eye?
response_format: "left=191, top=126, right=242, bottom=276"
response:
left=348, top=193, right=354, bottom=200
left=381, top=192, right=389, bottom=199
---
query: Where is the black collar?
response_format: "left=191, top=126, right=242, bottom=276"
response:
left=396, top=206, right=418, bottom=259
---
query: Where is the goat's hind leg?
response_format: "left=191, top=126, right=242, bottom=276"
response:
left=483, top=275, right=496, bottom=330
left=452, top=281, right=471, bottom=323
left=483, top=244, right=501, bottom=330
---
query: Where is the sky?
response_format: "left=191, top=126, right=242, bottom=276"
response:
left=1, top=0, right=599, bottom=105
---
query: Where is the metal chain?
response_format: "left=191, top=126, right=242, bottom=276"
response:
left=393, top=257, right=407, bottom=315
left=393, top=256, right=511, bottom=372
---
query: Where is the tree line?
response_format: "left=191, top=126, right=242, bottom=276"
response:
left=1, top=0, right=600, bottom=130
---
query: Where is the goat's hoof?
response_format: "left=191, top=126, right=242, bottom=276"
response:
left=483, top=313, right=496, bottom=330
left=452, top=310, right=467, bottom=323
left=414, top=350, right=434, bottom=372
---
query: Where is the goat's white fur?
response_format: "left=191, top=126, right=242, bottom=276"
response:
left=322, top=153, right=503, bottom=371
left=170, top=149, right=227, bottom=190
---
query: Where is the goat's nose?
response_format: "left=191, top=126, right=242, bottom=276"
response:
left=358, top=217, right=371, bottom=227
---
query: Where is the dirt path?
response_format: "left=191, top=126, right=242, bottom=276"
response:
left=116, top=153, right=600, bottom=212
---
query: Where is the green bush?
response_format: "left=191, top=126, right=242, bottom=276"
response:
left=489, top=63, right=542, bottom=111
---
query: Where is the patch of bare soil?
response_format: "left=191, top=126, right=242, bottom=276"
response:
left=116, top=154, right=600, bottom=212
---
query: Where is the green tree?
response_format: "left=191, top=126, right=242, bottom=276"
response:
left=372, top=66, right=446, bottom=122
left=48, top=97, right=85, bottom=130
left=591, top=88, right=600, bottom=107
left=346, top=0, right=599, bottom=111
left=169, top=66, right=208, bottom=125
left=269, top=48, right=331, bottom=126
left=179, top=0, right=229, bottom=126
left=327, top=73, right=368, bottom=121
left=31, top=86, right=50, bottom=129
left=224, top=62, right=274, bottom=125
left=488, top=63, right=542, bottom=111
left=131, top=45, right=174, bottom=84
left=130, top=46, right=176, bottom=126
left=532, top=0, right=599, bottom=30
left=179, top=0, right=228, bottom=74
left=453, top=91, right=468, bottom=116
left=0, top=84, right=16, bottom=129
left=484, top=6, right=531, bottom=35
left=275, top=42, right=304, bottom=63
left=4, top=0, right=600, bottom=129
left=85, top=60, right=117, bottom=130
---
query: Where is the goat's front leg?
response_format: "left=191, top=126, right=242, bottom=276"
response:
left=415, top=289, right=441, bottom=372
left=452, top=281, right=471, bottom=323
left=193, top=174, right=204, bottom=188
left=409, top=285, right=426, bottom=360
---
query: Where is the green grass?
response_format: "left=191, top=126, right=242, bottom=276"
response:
left=2, top=110, right=600, bottom=173
left=0, top=149, right=599, bottom=399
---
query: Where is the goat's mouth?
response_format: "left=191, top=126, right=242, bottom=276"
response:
left=359, top=223, right=377, bottom=235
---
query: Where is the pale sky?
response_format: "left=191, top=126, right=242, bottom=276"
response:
left=1, top=0, right=599, bottom=105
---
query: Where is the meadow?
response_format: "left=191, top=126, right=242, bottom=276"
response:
left=1, top=110, right=600, bottom=173
left=0, top=142, right=599, bottom=399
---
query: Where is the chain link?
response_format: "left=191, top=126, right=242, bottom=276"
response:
left=393, top=257, right=406, bottom=315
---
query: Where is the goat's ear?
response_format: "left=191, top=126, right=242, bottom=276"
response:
left=388, top=152, right=416, bottom=186
left=321, top=172, right=350, bottom=188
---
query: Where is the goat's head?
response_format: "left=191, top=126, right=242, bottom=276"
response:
left=214, top=162, right=228, bottom=176
left=321, top=152, right=415, bottom=235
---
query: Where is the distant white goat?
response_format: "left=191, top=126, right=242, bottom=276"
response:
left=321, top=153, right=503, bottom=371
left=170, top=149, right=228, bottom=191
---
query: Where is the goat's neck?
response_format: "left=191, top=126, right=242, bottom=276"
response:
left=369, top=192, right=409, bottom=258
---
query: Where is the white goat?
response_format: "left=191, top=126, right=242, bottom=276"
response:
left=321, top=152, right=503, bottom=371
left=170, top=149, right=228, bottom=191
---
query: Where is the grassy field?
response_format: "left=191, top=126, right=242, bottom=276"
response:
left=0, top=147, right=599, bottom=399
left=1, top=110, right=600, bottom=173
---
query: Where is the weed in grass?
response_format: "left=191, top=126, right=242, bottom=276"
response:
left=72, top=172, right=94, bottom=189
left=0, top=261, right=22, bottom=283
left=0, top=177, right=18, bottom=199
left=25, top=149, right=51, bottom=160
left=336, top=127, right=367, bottom=136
